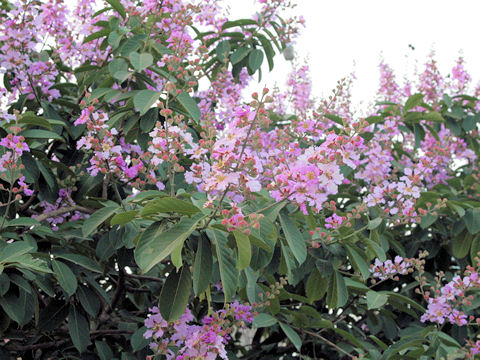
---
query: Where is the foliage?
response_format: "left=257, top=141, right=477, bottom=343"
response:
left=0, top=0, right=480, bottom=359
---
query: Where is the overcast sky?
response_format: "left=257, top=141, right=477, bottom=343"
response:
left=224, top=0, right=480, bottom=107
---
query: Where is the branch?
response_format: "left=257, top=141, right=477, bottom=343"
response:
left=5, top=330, right=134, bottom=352
left=298, top=328, right=356, bottom=359
left=125, top=273, right=164, bottom=282
left=34, top=205, right=95, bottom=222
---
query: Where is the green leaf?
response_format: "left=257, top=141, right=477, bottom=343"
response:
left=279, top=211, right=307, bottom=264
left=464, top=208, right=480, bottom=234
left=82, top=206, right=118, bottom=237
left=230, top=47, right=251, bottom=64
left=131, top=327, right=150, bottom=352
left=96, top=341, right=114, bottom=360
left=216, top=40, right=231, bottom=61
left=279, top=322, right=302, bottom=351
left=106, top=0, right=126, bottom=19
left=54, top=253, right=102, bottom=273
left=135, top=214, right=202, bottom=273
left=452, top=232, right=472, bottom=259
left=177, top=92, right=201, bottom=123
left=77, top=285, right=100, bottom=317
left=326, top=270, right=348, bottom=308
left=404, top=93, right=425, bottom=112
left=110, top=210, right=139, bottom=226
left=366, top=290, right=389, bottom=310
left=0, top=241, right=34, bottom=263
left=38, top=300, right=69, bottom=332
left=207, top=228, right=238, bottom=302
left=253, top=313, right=277, bottom=327
left=83, top=28, right=110, bottom=44
left=18, top=113, right=52, bottom=129
left=193, top=235, right=213, bottom=295
left=68, top=305, right=91, bottom=354
left=233, top=230, right=251, bottom=270
left=159, top=266, right=191, bottom=321
left=52, top=260, right=77, bottom=297
left=306, top=268, right=327, bottom=302
left=21, top=129, right=63, bottom=141
left=134, top=90, right=160, bottom=115
left=8, top=217, right=40, bottom=227
left=141, top=197, right=201, bottom=217
left=345, top=244, right=370, bottom=279
left=248, top=49, right=264, bottom=72
left=130, top=52, right=153, bottom=71
left=368, top=217, right=383, bottom=230
left=420, top=213, right=438, bottom=229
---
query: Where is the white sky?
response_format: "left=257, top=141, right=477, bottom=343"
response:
left=224, top=0, right=480, bottom=107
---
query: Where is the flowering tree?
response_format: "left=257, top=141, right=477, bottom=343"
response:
left=0, top=0, right=480, bottom=359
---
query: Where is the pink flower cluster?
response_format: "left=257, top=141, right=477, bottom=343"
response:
left=143, top=302, right=254, bottom=360
left=369, top=256, right=413, bottom=281
left=421, top=270, right=480, bottom=326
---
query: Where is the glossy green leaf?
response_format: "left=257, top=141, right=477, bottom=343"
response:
left=345, top=244, right=370, bottom=279
left=366, top=290, right=389, bottom=310
left=96, top=341, right=114, bottom=360
left=248, top=49, right=264, bottom=72
left=52, top=260, right=77, bottom=297
left=216, top=40, right=231, bottom=61
left=207, top=228, right=238, bottom=302
left=68, top=305, right=91, bottom=354
left=159, top=266, right=191, bottom=321
left=110, top=210, right=139, bottom=226
left=279, top=322, right=301, bottom=351
left=253, top=313, right=277, bottom=327
left=464, top=208, right=480, bottom=234
left=134, top=90, right=160, bottom=115
left=404, top=93, right=425, bottom=112
left=279, top=211, right=307, bottom=264
left=141, top=197, right=201, bottom=217
left=54, top=253, right=102, bottom=273
left=306, top=268, right=327, bottom=302
left=131, top=326, right=150, bottom=352
left=193, top=235, right=212, bottom=295
left=326, top=270, right=348, bottom=308
left=0, top=241, right=34, bottom=264
left=177, top=92, right=201, bottom=123
left=82, top=206, right=119, bottom=237
left=233, top=230, right=251, bottom=270
left=130, top=52, right=153, bottom=71
left=21, top=129, right=63, bottom=141
left=135, top=214, right=202, bottom=273
left=452, top=232, right=472, bottom=259
left=106, top=0, right=126, bottom=19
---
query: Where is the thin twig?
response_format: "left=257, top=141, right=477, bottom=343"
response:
left=34, top=205, right=94, bottom=222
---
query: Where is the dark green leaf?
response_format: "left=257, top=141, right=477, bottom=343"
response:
left=135, top=214, right=203, bottom=273
left=68, top=305, right=91, bottom=353
left=141, top=197, right=201, bottom=217
left=193, top=235, right=212, bottom=295
left=134, top=90, right=160, bottom=115
left=326, top=270, right=348, bottom=308
left=253, top=313, right=277, bottom=327
left=159, top=266, right=191, bottom=321
left=52, top=260, right=77, bottom=297
left=248, top=49, right=264, bottom=72
left=366, top=291, right=388, bottom=310
left=279, top=322, right=301, bottom=351
left=464, top=208, right=480, bottom=234
left=106, top=0, right=126, bottom=19
left=77, top=285, right=100, bottom=317
left=233, top=230, right=251, bottom=270
left=82, top=206, right=118, bottom=237
left=177, top=92, right=201, bottom=123
left=130, top=52, right=153, bottom=71
left=131, top=326, right=150, bottom=352
left=279, top=211, right=307, bottom=264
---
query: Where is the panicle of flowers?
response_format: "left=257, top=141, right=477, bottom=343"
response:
left=143, top=302, right=255, bottom=360
left=369, top=256, right=414, bottom=281
left=420, top=262, right=480, bottom=327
